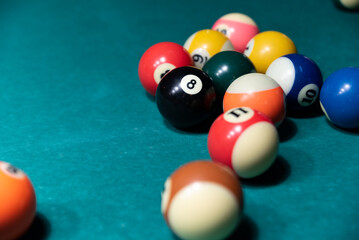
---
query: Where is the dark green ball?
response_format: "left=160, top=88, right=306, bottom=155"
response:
left=203, top=51, right=256, bottom=100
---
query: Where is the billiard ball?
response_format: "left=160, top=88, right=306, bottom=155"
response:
left=244, top=31, right=297, bottom=73
left=202, top=50, right=256, bottom=101
left=266, top=54, right=323, bottom=112
left=155, top=66, right=217, bottom=129
left=212, top=12, right=259, bottom=53
left=223, top=73, right=286, bottom=125
left=208, top=107, right=279, bottom=178
left=183, top=29, right=234, bottom=69
left=0, top=161, right=36, bottom=240
left=320, top=67, right=359, bottom=129
left=333, top=0, right=359, bottom=11
left=161, top=160, right=243, bottom=240
left=138, top=42, right=193, bottom=96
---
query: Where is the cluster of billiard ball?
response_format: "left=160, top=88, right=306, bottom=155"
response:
left=138, top=10, right=359, bottom=240
left=0, top=3, right=357, bottom=240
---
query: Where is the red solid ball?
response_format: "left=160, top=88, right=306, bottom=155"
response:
left=138, top=42, right=193, bottom=96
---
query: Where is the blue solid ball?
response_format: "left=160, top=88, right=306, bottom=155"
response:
left=266, top=54, right=323, bottom=112
left=320, top=67, right=359, bottom=129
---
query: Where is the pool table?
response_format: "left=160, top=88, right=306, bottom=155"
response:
left=0, top=0, right=358, bottom=239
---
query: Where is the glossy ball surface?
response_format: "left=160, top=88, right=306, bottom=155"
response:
left=0, top=161, right=36, bottom=240
left=138, top=42, right=193, bottom=96
left=156, top=66, right=217, bottom=129
left=244, top=31, right=297, bottom=73
left=266, top=54, right=323, bottom=111
left=320, top=67, right=359, bottom=129
left=161, top=160, right=243, bottom=240
left=333, top=0, right=359, bottom=10
left=202, top=50, right=256, bottom=100
left=184, top=29, right=234, bottom=69
left=212, top=13, right=259, bottom=53
left=223, top=73, right=286, bottom=125
left=208, top=107, right=279, bottom=178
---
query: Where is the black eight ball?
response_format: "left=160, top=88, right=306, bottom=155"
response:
left=155, top=66, right=218, bottom=129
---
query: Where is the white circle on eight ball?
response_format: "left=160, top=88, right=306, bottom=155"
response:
left=297, top=83, right=319, bottom=107
left=180, top=74, right=203, bottom=95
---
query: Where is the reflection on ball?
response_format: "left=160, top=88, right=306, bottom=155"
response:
left=161, top=160, right=243, bottom=240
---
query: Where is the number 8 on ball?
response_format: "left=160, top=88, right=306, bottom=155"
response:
left=156, top=66, right=218, bottom=129
left=180, top=75, right=203, bottom=95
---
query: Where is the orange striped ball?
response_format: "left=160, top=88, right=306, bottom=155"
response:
left=223, top=73, right=286, bottom=125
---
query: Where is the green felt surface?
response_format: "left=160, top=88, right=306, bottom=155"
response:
left=0, top=0, right=358, bottom=239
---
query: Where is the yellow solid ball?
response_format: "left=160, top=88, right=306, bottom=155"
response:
left=244, top=31, right=297, bottom=73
